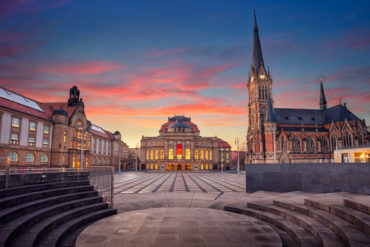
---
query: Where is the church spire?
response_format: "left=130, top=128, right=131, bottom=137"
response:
left=320, top=79, right=327, bottom=111
left=252, top=9, right=265, bottom=75
left=265, top=92, right=276, bottom=122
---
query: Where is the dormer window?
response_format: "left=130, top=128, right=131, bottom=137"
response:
left=311, top=117, right=315, bottom=121
left=298, top=117, right=302, bottom=120
left=284, top=116, right=289, bottom=120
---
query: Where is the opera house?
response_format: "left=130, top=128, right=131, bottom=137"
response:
left=140, top=116, right=231, bottom=171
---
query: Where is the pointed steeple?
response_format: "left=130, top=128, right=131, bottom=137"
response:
left=252, top=9, right=265, bottom=75
left=320, top=79, right=327, bottom=111
left=265, top=92, right=276, bottom=122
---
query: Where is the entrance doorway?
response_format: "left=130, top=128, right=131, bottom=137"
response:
left=167, top=164, right=174, bottom=171
left=185, top=164, right=191, bottom=171
left=176, top=164, right=182, bottom=171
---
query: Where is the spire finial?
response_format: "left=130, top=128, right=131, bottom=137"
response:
left=319, top=79, right=327, bottom=111
left=251, top=8, right=265, bottom=75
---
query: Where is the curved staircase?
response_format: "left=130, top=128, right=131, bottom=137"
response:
left=0, top=174, right=116, bottom=247
left=225, top=197, right=370, bottom=247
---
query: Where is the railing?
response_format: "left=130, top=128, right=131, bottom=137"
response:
left=88, top=166, right=114, bottom=207
left=0, top=167, right=88, bottom=175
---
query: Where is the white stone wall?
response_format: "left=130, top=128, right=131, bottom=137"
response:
left=0, top=112, right=11, bottom=144
left=20, top=118, right=29, bottom=146
left=36, top=122, right=43, bottom=148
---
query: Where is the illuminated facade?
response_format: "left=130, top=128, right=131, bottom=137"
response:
left=140, top=116, right=231, bottom=171
left=0, top=86, right=123, bottom=170
left=246, top=11, right=369, bottom=164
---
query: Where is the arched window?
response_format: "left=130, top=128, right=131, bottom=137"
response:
left=307, top=137, right=315, bottom=153
left=25, top=153, right=34, bottom=163
left=280, top=136, right=285, bottom=151
left=291, top=137, right=301, bottom=153
left=343, top=132, right=352, bottom=147
left=8, top=152, right=18, bottom=162
left=321, top=137, right=329, bottom=153
left=259, top=86, right=262, bottom=99
left=41, top=154, right=48, bottom=163
left=330, top=135, right=337, bottom=151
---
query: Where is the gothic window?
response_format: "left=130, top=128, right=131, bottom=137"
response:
left=291, top=137, right=301, bottom=153
left=321, top=137, right=329, bottom=153
left=307, top=137, right=315, bottom=153
left=330, top=135, right=337, bottom=151
left=280, top=136, right=285, bottom=151
left=259, top=87, right=262, bottom=99
left=263, top=86, right=267, bottom=100
left=342, top=132, right=352, bottom=147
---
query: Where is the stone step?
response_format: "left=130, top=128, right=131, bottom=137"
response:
left=0, top=196, right=103, bottom=246
left=247, top=202, right=345, bottom=247
left=304, top=199, right=370, bottom=236
left=224, top=205, right=319, bottom=247
left=0, top=180, right=90, bottom=198
left=343, top=199, right=370, bottom=215
left=274, top=200, right=370, bottom=246
left=0, top=185, right=94, bottom=209
left=12, top=203, right=109, bottom=247
left=0, top=190, right=98, bottom=225
left=37, top=208, right=117, bottom=247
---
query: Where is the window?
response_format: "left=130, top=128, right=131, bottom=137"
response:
left=43, top=125, right=49, bottom=134
left=63, top=131, right=67, bottom=143
left=321, top=137, right=329, bottom=153
left=177, top=144, right=182, bottom=160
left=201, top=164, right=204, bottom=170
left=28, top=136, right=35, bottom=146
left=8, top=152, right=18, bottom=162
left=343, top=132, right=352, bottom=147
left=10, top=133, right=19, bottom=144
left=186, top=149, right=190, bottom=160
left=200, top=150, right=204, bottom=160
left=330, top=135, right=337, bottom=151
left=205, top=150, right=208, bottom=160
left=298, top=117, right=302, bottom=121
left=43, top=139, right=49, bottom=148
left=25, top=153, right=34, bottom=163
left=169, top=149, right=174, bottom=160
left=73, top=156, right=76, bottom=168
left=41, top=154, right=48, bottom=163
left=155, top=150, right=159, bottom=160
left=307, top=137, right=315, bottom=153
left=209, top=151, right=212, bottom=160
left=150, top=150, right=154, bottom=160
left=29, top=121, right=36, bottom=131
left=280, top=136, right=285, bottom=151
left=160, top=150, right=164, bottom=159
left=291, top=137, right=301, bottom=152
left=146, top=151, right=149, bottom=160
left=195, top=150, right=199, bottom=160
left=12, top=117, right=20, bottom=128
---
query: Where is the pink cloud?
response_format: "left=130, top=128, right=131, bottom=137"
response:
left=38, top=61, right=124, bottom=75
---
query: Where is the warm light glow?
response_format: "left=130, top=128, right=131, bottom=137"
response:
left=160, top=150, right=164, bottom=159
left=169, top=149, right=174, bottom=159
left=186, top=149, right=190, bottom=160
left=155, top=150, right=159, bottom=160
left=195, top=150, right=199, bottom=160
left=260, top=74, right=266, bottom=79
left=177, top=144, right=182, bottom=160
left=200, top=150, right=204, bottom=160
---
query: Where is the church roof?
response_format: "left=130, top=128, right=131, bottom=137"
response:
left=274, top=104, right=360, bottom=126
left=275, top=108, right=323, bottom=125
left=217, top=138, right=231, bottom=148
left=323, top=104, right=359, bottom=122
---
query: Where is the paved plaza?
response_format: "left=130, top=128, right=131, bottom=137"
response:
left=114, top=172, right=246, bottom=194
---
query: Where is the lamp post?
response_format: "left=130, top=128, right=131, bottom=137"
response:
left=135, top=144, right=138, bottom=172
left=235, top=138, right=240, bottom=175
left=80, top=127, right=84, bottom=170
left=118, top=140, right=122, bottom=174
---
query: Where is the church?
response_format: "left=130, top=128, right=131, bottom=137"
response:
left=246, top=11, right=369, bottom=163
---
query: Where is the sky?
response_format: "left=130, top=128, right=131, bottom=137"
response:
left=0, top=0, right=369, bottom=149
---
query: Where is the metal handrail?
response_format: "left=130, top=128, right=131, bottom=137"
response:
left=88, top=166, right=114, bottom=207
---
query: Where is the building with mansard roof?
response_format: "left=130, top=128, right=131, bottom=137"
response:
left=0, top=86, right=124, bottom=170
left=140, top=116, right=231, bottom=171
left=246, top=10, right=369, bottom=164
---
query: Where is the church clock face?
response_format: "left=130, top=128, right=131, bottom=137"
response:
left=259, top=74, right=266, bottom=79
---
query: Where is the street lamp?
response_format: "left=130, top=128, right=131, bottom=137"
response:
left=118, top=140, right=122, bottom=174
left=135, top=143, right=138, bottom=172
left=235, top=138, right=240, bottom=175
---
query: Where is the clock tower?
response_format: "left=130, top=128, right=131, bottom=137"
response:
left=247, top=9, right=273, bottom=163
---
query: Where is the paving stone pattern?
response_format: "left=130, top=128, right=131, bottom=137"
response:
left=114, top=172, right=246, bottom=194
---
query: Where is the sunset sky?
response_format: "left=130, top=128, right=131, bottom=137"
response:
left=1, top=0, right=369, bottom=149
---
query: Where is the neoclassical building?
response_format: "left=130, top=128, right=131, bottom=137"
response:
left=0, top=86, right=124, bottom=170
left=140, top=116, right=231, bottom=171
left=246, top=11, right=369, bottom=163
